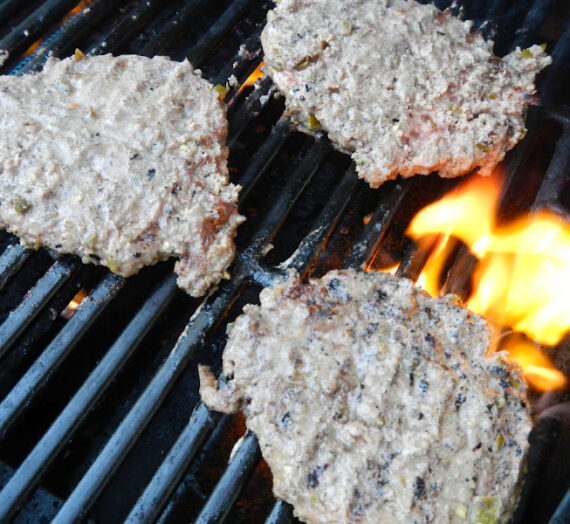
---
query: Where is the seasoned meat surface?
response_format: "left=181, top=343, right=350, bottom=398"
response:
left=0, top=54, right=244, bottom=296
left=200, top=269, right=532, bottom=523
left=261, top=0, right=551, bottom=187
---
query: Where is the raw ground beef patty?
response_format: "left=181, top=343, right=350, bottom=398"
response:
left=200, top=269, right=532, bottom=523
left=261, top=0, right=551, bottom=188
left=0, top=53, right=244, bottom=296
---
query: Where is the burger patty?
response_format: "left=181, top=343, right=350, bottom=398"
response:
left=200, top=269, right=532, bottom=523
left=0, top=53, right=244, bottom=296
left=261, top=0, right=551, bottom=188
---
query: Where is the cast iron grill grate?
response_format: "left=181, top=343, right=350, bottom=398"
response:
left=0, top=0, right=569, bottom=522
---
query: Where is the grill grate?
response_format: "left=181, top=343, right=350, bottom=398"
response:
left=0, top=0, right=569, bottom=522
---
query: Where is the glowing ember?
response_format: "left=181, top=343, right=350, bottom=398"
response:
left=24, top=1, right=94, bottom=57
left=61, top=288, right=88, bottom=319
left=24, top=39, right=43, bottom=57
left=407, top=172, right=569, bottom=391
left=63, top=0, right=94, bottom=24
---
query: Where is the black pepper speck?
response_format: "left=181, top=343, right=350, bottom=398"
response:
left=454, top=394, right=466, bottom=410
left=414, top=477, right=426, bottom=499
left=307, top=464, right=328, bottom=488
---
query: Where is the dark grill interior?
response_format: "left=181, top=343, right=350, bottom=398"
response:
left=1, top=0, right=570, bottom=522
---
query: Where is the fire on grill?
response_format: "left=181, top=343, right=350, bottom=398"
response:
left=0, top=0, right=570, bottom=523
left=407, top=172, right=569, bottom=391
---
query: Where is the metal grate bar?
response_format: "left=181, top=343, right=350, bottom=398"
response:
left=440, top=244, right=478, bottom=299
left=195, top=431, right=261, bottom=524
left=392, top=174, right=455, bottom=283
left=0, top=256, right=79, bottom=359
left=541, top=17, right=570, bottom=106
left=344, top=180, right=411, bottom=270
left=87, top=0, right=166, bottom=56
left=0, top=0, right=80, bottom=59
left=125, top=402, right=221, bottom=523
left=533, top=126, right=570, bottom=209
left=242, top=138, right=332, bottom=269
left=213, top=30, right=262, bottom=87
left=187, top=0, right=260, bottom=67
left=0, top=274, right=177, bottom=523
left=0, top=0, right=24, bottom=25
left=489, top=0, right=512, bottom=17
left=19, top=0, right=116, bottom=73
left=545, top=107, right=570, bottom=126
left=496, top=107, right=543, bottom=212
left=514, top=417, right=565, bottom=524
left=51, top=276, right=246, bottom=523
left=512, top=0, right=558, bottom=50
left=433, top=0, right=453, bottom=10
left=0, top=273, right=124, bottom=435
left=397, top=236, right=441, bottom=281
left=237, top=118, right=291, bottom=205
left=0, top=244, right=30, bottom=291
left=464, top=0, right=486, bottom=15
left=549, top=485, right=570, bottom=524
left=140, top=0, right=211, bottom=57
left=286, top=165, right=360, bottom=276
left=264, top=500, right=294, bottom=524
left=247, top=259, right=281, bottom=289
left=228, top=76, right=275, bottom=146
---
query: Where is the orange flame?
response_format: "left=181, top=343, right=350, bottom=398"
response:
left=407, top=172, right=569, bottom=391
left=24, top=39, right=43, bottom=57
left=381, top=263, right=400, bottom=275
left=24, top=0, right=94, bottom=57
left=61, top=288, right=88, bottom=320
left=415, top=235, right=454, bottom=298
left=237, top=62, right=265, bottom=95
left=63, top=0, right=94, bottom=24
left=501, top=335, right=566, bottom=391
